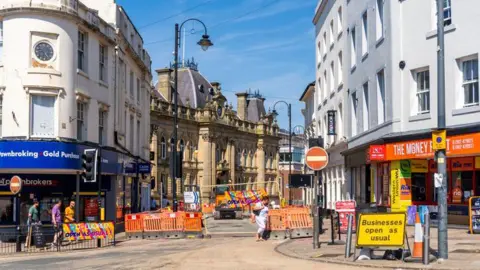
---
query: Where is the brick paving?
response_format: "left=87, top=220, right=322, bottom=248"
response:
left=275, top=219, right=480, bottom=270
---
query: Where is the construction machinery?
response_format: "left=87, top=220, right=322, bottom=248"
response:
left=213, top=185, right=243, bottom=220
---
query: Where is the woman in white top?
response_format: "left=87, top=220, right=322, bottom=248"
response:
left=251, top=196, right=269, bottom=241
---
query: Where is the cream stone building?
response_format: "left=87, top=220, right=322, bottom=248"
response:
left=150, top=60, right=281, bottom=203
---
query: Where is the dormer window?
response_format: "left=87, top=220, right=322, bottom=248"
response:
left=209, top=88, right=214, bottom=95
left=198, top=84, right=204, bottom=93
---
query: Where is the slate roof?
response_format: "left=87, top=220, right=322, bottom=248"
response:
left=246, top=97, right=266, bottom=123
left=177, top=68, right=213, bottom=108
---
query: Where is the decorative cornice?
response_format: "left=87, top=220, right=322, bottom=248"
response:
left=75, top=91, right=91, bottom=103
left=98, top=101, right=110, bottom=112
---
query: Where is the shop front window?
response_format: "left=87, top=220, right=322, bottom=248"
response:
left=451, top=171, right=473, bottom=204
left=0, top=197, right=14, bottom=223
left=411, top=173, right=427, bottom=202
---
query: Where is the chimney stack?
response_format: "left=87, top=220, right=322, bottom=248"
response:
left=155, top=68, right=173, bottom=102
left=236, top=92, right=248, bottom=121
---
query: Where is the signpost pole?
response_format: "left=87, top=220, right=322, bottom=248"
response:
left=313, top=172, right=319, bottom=249
left=436, top=0, right=448, bottom=260
left=76, top=172, right=80, bottom=222
left=97, top=148, right=102, bottom=222
left=306, top=144, right=328, bottom=250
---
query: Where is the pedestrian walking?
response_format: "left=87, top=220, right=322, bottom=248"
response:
left=26, top=199, right=40, bottom=248
left=64, top=201, right=75, bottom=224
left=51, top=200, right=63, bottom=248
left=251, top=196, right=269, bottom=242
left=64, top=201, right=75, bottom=244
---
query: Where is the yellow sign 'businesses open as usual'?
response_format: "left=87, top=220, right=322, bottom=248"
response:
left=356, top=213, right=406, bottom=247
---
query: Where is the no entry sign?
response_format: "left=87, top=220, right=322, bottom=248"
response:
left=10, top=175, right=22, bottom=195
left=305, top=147, right=329, bottom=171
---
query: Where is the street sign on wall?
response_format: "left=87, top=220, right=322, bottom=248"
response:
left=305, top=147, right=329, bottom=171
left=9, top=175, right=22, bottom=195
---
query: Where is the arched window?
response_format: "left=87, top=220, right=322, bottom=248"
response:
left=180, top=139, right=185, bottom=153
left=216, top=146, right=221, bottom=163
left=160, top=137, right=166, bottom=159
left=270, top=152, right=274, bottom=169
left=243, top=150, right=247, bottom=167
left=264, top=150, right=268, bottom=168
left=236, top=149, right=241, bottom=166
left=248, top=152, right=253, bottom=167
left=170, top=138, right=175, bottom=152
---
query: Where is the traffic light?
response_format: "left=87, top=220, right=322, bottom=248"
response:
left=81, top=149, right=97, bottom=182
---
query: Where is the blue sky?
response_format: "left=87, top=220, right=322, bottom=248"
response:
left=117, top=0, right=316, bottom=129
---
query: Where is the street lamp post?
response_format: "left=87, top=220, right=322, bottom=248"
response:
left=273, top=101, right=291, bottom=205
left=172, top=19, right=213, bottom=212
left=292, top=125, right=305, bottom=203
left=436, top=0, right=448, bottom=259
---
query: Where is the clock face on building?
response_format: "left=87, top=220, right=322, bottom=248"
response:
left=34, top=42, right=55, bottom=62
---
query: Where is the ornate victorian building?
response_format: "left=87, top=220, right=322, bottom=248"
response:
left=150, top=60, right=281, bottom=202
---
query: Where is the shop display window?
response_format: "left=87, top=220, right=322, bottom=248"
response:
left=475, top=171, right=480, bottom=197
left=0, top=197, right=14, bottom=224
left=451, top=171, right=473, bottom=204
left=411, top=173, right=427, bottom=202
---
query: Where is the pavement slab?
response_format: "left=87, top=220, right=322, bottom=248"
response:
left=274, top=222, right=480, bottom=270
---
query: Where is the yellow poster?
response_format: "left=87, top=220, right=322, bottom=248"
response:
left=411, top=160, right=428, bottom=173
left=390, top=161, right=411, bottom=212
left=390, top=161, right=401, bottom=212
left=475, top=157, right=480, bottom=169
left=356, top=213, right=406, bottom=248
left=370, top=166, right=376, bottom=203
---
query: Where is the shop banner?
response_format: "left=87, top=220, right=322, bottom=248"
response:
left=451, top=157, right=474, bottom=172
left=385, top=133, right=480, bottom=160
left=225, top=189, right=267, bottom=208
left=63, top=222, right=114, bottom=240
left=411, top=160, right=428, bottom=173
left=369, top=145, right=386, bottom=161
left=0, top=141, right=120, bottom=173
left=390, top=161, right=411, bottom=212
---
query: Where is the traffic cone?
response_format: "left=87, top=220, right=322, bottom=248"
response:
left=412, top=212, right=424, bottom=258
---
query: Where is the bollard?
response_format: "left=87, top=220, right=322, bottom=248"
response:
left=330, top=212, right=335, bottom=244
left=16, top=226, right=21, bottom=252
left=345, top=214, right=353, bottom=258
left=337, top=213, right=341, bottom=241
left=423, top=212, right=430, bottom=265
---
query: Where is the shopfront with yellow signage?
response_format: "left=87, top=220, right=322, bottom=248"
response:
left=368, top=132, right=480, bottom=224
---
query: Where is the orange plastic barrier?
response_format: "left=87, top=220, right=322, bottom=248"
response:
left=267, top=209, right=287, bottom=231
left=184, top=212, right=203, bottom=232
left=125, top=213, right=144, bottom=234
left=160, top=212, right=185, bottom=231
left=286, top=211, right=313, bottom=229
left=143, top=214, right=162, bottom=232
left=201, top=204, right=215, bottom=214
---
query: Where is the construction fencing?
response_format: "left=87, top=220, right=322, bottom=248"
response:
left=267, top=207, right=313, bottom=239
left=125, top=210, right=203, bottom=239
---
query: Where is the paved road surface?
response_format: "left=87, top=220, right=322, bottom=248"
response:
left=204, top=216, right=257, bottom=236
left=0, top=238, right=378, bottom=270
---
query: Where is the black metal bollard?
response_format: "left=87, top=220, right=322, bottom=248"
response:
left=16, top=226, right=21, bottom=252
left=337, top=213, right=341, bottom=241
left=330, top=212, right=335, bottom=244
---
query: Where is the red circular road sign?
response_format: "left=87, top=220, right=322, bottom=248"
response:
left=10, top=175, right=22, bottom=195
left=305, top=147, right=329, bottom=171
